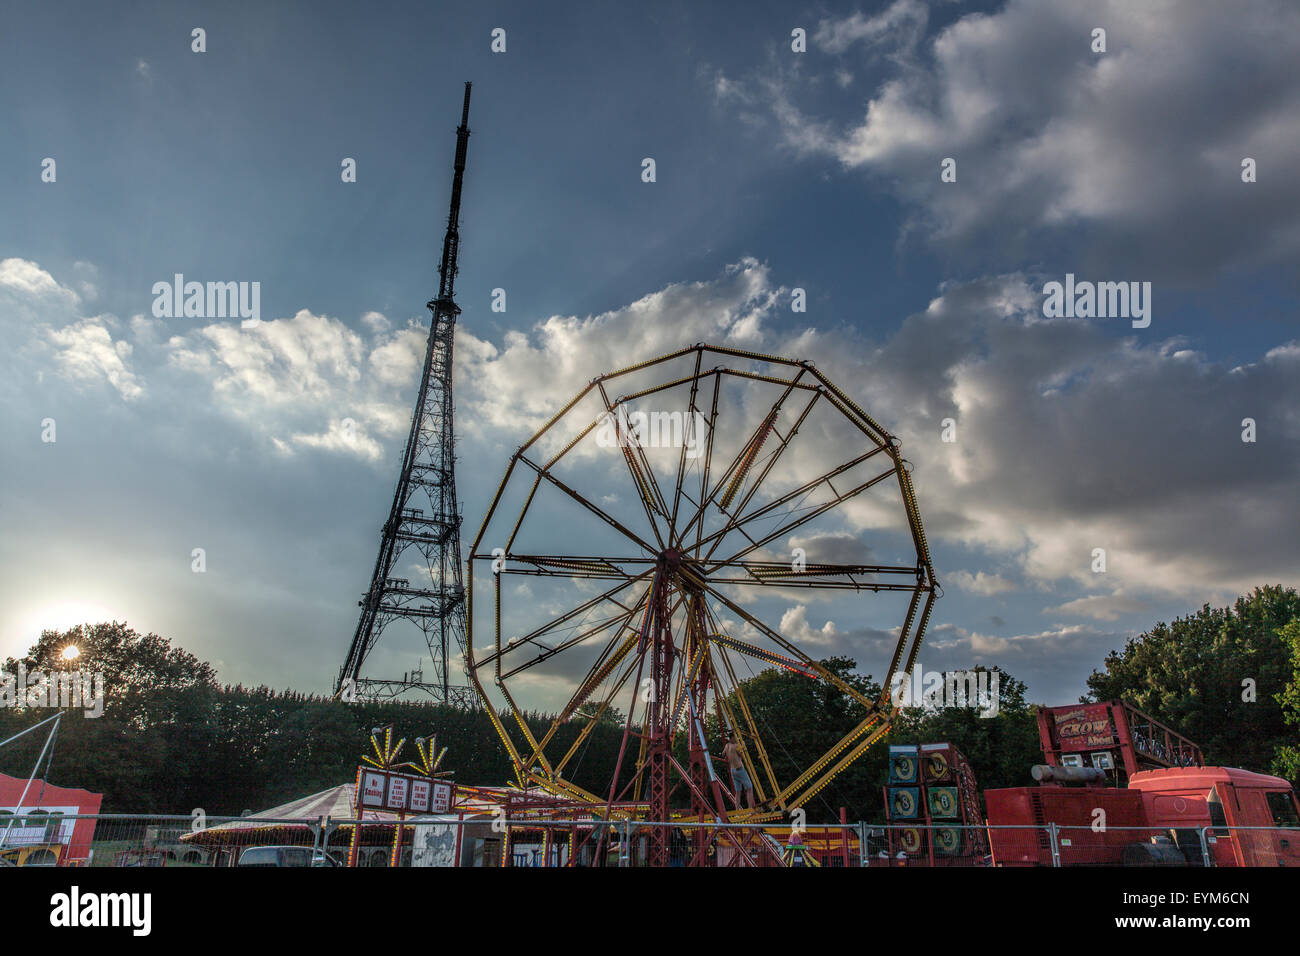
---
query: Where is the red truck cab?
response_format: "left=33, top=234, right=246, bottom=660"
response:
left=1129, top=766, right=1300, bottom=867
left=985, top=766, right=1300, bottom=866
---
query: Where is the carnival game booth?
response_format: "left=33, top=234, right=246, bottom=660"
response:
left=181, top=783, right=504, bottom=866
left=0, top=773, right=102, bottom=866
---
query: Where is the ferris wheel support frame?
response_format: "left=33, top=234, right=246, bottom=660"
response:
left=463, top=344, right=938, bottom=863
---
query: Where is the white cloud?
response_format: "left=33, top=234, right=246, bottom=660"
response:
left=437, top=260, right=1300, bottom=606
left=948, top=570, right=1015, bottom=596
left=368, top=324, right=425, bottom=388
left=163, top=309, right=415, bottom=462
left=0, top=258, right=79, bottom=304
left=813, top=0, right=929, bottom=57
left=361, top=311, right=390, bottom=333
left=968, top=631, right=1011, bottom=654
left=721, top=0, right=1300, bottom=277
left=1045, top=592, right=1148, bottom=622
left=0, top=259, right=145, bottom=399
left=47, top=317, right=144, bottom=400
left=9, top=256, right=1297, bottom=608
left=779, top=604, right=841, bottom=647
left=289, top=418, right=383, bottom=462
left=455, top=257, right=780, bottom=437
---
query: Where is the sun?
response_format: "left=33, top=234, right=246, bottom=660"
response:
left=13, top=600, right=115, bottom=646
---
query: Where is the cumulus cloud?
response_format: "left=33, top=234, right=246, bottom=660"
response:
left=719, top=0, right=1300, bottom=277
left=0, top=264, right=428, bottom=464
left=811, top=273, right=1300, bottom=601
left=361, top=311, right=390, bottom=333
left=948, top=570, right=1015, bottom=596
left=1045, top=592, right=1149, bottom=622
left=432, top=258, right=1299, bottom=607
left=9, top=256, right=1297, bottom=618
left=0, top=258, right=141, bottom=399
left=47, top=318, right=144, bottom=401
left=454, top=258, right=780, bottom=436
left=780, top=604, right=842, bottom=647
left=163, top=309, right=423, bottom=461
left=0, top=258, right=80, bottom=304
left=287, top=418, right=384, bottom=462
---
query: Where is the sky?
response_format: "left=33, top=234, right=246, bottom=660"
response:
left=1, top=0, right=1297, bottom=708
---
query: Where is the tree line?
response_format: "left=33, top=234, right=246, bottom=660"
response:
left=2, top=585, right=1296, bottom=820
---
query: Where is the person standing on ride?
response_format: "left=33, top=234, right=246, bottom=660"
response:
left=723, top=733, right=756, bottom=810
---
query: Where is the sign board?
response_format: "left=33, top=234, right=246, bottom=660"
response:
left=411, top=817, right=459, bottom=867
left=431, top=782, right=452, bottom=813
left=409, top=779, right=431, bottom=813
left=356, top=768, right=453, bottom=813
left=385, top=775, right=409, bottom=810
left=1053, top=704, right=1114, bottom=751
left=359, top=770, right=388, bottom=809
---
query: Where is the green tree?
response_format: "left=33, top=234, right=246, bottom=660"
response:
left=4, top=622, right=217, bottom=730
left=1085, top=585, right=1300, bottom=774
left=1272, top=619, right=1300, bottom=783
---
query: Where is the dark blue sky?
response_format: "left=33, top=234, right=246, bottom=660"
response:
left=2, top=0, right=1297, bottom=707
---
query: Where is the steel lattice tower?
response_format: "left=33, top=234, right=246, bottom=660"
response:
left=335, top=83, right=477, bottom=706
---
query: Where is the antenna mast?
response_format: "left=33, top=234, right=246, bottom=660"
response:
left=336, top=83, right=476, bottom=705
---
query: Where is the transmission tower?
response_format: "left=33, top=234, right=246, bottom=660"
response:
left=336, top=82, right=477, bottom=706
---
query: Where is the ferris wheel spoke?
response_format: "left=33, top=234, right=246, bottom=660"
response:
left=529, top=636, right=645, bottom=779
left=691, top=371, right=723, bottom=555
left=707, top=632, right=820, bottom=679
left=558, top=626, right=644, bottom=727
left=476, top=569, right=653, bottom=669
left=701, top=581, right=875, bottom=711
left=516, top=454, right=659, bottom=555
left=699, top=390, right=821, bottom=564
left=777, top=712, right=893, bottom=810
left=667, top=633, right=709, bottom=732
left=597, top=380, right=670, bottom=548
left=704, top=602, right=782, bottom=807
left=712, top=390, right=811, bottom=538
left=693, top=444, right=891, bottom=560
left=667, top=348, right=704, bottom=540
left=677, top=371, right=805, bottom=551
left=708, top=643, right=779, bottom=807
left=491, top=553, right=658, bottom=582
left=709, top=560, right=924, bottom=591
left=498, top=610, right=640, bottom=681
left=703, top=461, right=899, bottom=575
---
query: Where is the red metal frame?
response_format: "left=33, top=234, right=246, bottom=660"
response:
left=1038, top=700, right=1203, bottom=783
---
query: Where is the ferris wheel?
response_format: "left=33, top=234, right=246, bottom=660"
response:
left=464, top=344, right=937, bottom=863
